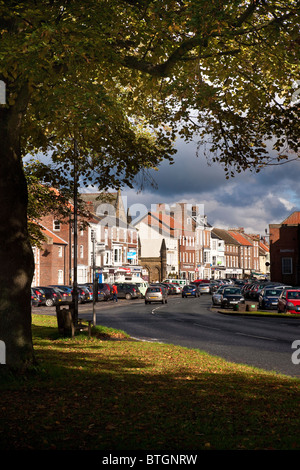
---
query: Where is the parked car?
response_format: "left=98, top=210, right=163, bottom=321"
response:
left=248, top=281, right=272, bottom=300
left=209, top=281, right=219, bottom=293
left=161, top=282, right=176, bottom=295
left=77, top=286, right=93, bottom=303
left=277, top=289, right=300, bottom=313
left=115, top=283, right=140, bottom=300
left=50, top=285, right=73, bottom=304
left=258, top=286, right=286, bottom=310
left=220, top=287, right=244, bottom=309
left=31, top=288, right=40, bottom=307
left=212, top=286, right=227, bottom=305
left=31, top=287, right=47, bottom=306
left=234, top=279, right=247, bottom=287
left=119, top=280, right=149, bottom=297
left=145, top=286, right=168, bottom=304
left=150, top=283, right=169, bottom=295
left=193, top=279, right=210, bottom=284
left=182, top=284, right=200, bottom=298
left=33, top=286, right=63, bottom=307
left=169, top=282, right=182, bottom=294
left=242, top=282, right=256, bottom=299
left=98, top=283, right=113, bottom=301
left=84, top=283, right=105, bottom=301
left=198, top=283, right=211, bottom=295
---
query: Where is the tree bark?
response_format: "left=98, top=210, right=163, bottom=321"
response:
left=0, top=84, right=35, bottom=370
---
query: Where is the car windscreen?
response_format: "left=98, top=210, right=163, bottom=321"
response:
left=287, top=291, right=300, bottom=299
left=223, top=288, right=241, bottom=294
left=265, top=289, right=281, bottom=296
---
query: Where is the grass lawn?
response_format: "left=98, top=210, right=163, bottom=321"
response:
left=0, top=314, right=299, bottom=451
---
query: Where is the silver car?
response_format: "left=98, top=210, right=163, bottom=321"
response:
left=198, top=283, right=210, bottom=295
left=145, top=286, right=168, bottom=304
left=212, top=286, right=226, bottom=305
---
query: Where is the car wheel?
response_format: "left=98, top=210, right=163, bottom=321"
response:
left=125, top=293, right=132, bottom=300
left=45, top=298, right=53, bottom=307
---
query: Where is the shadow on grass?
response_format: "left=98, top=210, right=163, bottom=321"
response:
left=1, top=318, right=299, bottom=451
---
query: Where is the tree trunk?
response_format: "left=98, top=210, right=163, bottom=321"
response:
left=0, top=85, right=35, bottom=370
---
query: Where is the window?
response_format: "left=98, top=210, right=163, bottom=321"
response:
left=104, top=250, right=111, bottom=265
left=282, top=257, right=293, bottom=275
left=58, top=270, right=63, bottom=284
left=113, top=246, right=122, bottom=265
left=58, top=246, right=63, bottom=258
left=80, top=245, right=84, bottom=259
left=53, top=220, right=60, bottom=231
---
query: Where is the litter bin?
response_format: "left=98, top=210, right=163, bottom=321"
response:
left=56, top=304, right=74, bottom=336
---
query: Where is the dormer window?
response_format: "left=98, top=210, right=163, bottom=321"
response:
left=53, top=220, right=60, bottom=231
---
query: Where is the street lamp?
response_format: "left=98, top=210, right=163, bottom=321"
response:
left=91, top=229, right=96, bottom=326
left=72, top=138, right=79, bottom=325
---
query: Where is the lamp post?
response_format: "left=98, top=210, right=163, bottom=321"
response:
left=72, top=138, right=79, bottom=325
left=91, top=229, right=96, bottom=326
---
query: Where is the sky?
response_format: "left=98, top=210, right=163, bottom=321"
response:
left=121, top=137, right=300, bottom=236
left=30, top=135, right=299, bottom=237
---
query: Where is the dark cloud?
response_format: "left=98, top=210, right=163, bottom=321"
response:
left=124, top=138, right=299, bottom=234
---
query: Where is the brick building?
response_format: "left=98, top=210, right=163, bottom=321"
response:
left=229, top=229, right=260, bottom=276
left=32, top=212, right=90, bottom=286
left=212, top=228, right=242, bottom=278
left=269, top=212, right=300, bottom=286
left=155, top=202, right=212, bottom=281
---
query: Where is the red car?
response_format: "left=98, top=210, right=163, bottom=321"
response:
left=277, top=289, right=300, bottom=314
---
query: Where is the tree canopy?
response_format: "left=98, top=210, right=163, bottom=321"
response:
left=0, top=0, right=299, bottom=369
left=2, top=0, right=299, bottom=180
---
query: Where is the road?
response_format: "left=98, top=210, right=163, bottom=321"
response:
left=34, top=294, right=300, bottom=378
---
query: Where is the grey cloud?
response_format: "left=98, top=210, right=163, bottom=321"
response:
left=124, top=139, right=299, bottom=234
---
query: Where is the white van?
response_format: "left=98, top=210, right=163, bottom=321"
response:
left=163, top=278, right=188, bottom=287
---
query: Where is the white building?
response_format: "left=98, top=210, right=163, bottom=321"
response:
left=82, top=191, right=142, bottom=283
left=210, top=231, right=226, bottom=279
left=133, top=210, right=179, bottom=281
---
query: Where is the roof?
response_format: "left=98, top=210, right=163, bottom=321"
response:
left=149, top=211, right=183, bottom=231
left=81, top=191, right=127, bottom=224
left=229, top=231, right=252, bottom=246
left=281, top=211, right=300, bottom=225
left=211, top=228, right=240, bottom=245
left=259, top=241, right=269, bottom=252
left=40, top=225, right=68, bottom=245
left=92, top=214, right=134, bottom=229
